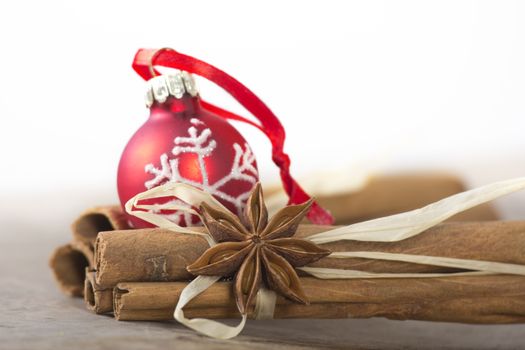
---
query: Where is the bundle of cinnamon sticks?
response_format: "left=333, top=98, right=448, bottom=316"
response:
left=94, top=222, right=525, bottom=323
left=51, top=174, right=524, bottom=324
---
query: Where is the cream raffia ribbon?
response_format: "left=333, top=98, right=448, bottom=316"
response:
left=125, top=182, right=228, bottom=246
left=126, top=177, right=525, bottom=339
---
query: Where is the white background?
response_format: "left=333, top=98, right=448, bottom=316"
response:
left=1, top=1, right=525, bottom=228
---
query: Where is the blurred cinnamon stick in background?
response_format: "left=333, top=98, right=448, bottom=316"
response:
left=265, top=173, right=498, bottom=224
left=71, top=205, right=129, bottom=247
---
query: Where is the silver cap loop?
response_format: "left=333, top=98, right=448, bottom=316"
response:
left=144, top=71, right=198, bottom=107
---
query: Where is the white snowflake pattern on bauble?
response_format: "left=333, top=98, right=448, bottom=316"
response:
left=144, top=118, right=258, bottom=225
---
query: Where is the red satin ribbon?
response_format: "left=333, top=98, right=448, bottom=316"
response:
left=132, top=48, right=334, bottom=225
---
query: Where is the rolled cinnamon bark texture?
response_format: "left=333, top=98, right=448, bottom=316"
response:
left=72, top=205, right=129, bottom=247
left=49, top=244, right=90, bottom=297
left=84, top=270, right=113, bottom=314
left=95, top=221, right=525, bottom=292
left=95, top=229, right=209, bottom=289
left=49, top=205, right=130, bottom=297
left=114, top=276, right=525, bottom=323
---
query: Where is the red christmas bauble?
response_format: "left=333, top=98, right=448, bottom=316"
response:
left=117, top=73, right=258, bottom=228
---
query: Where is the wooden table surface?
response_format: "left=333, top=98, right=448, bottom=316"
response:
left=2, top=225, right=525, bottom=350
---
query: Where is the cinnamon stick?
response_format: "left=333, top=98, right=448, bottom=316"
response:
left=84, top=270, right=113, bottom=314
left=95, top=221, right=525, bottom=291
left=95, top=229, right=209, bottom=289
left=49, top=244, right=90, bottom=297
left=72, top=205, right=129, bottom=247
left=114, top=276, right=525, bottom=323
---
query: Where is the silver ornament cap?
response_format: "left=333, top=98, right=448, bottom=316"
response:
left=144, top=71, right=198, bottom=107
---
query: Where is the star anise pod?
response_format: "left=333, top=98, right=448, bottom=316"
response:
left=187, top=183, right=331, bottom=314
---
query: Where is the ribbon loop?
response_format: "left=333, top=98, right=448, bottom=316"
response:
left=132, top=48, right=334, bottom=225
left=173, top=275, right=247, bottom=340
